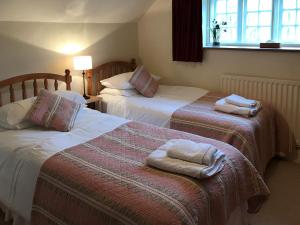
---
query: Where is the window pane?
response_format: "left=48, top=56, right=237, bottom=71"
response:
left=213, top=0, right=238, bottom=43
left=227, top=0, right=238, bottom=13
left=283, top=0, right=297, bottom=9
left=282, top=10, right=297, bottom=25
left=281, top=26, right=296, bottom=41
left=259, top=12, right=272, bottom=26
left=227, top=13, right=237, bottom=26
left=297, top=27, right=300, bottom=39
left=222, top=28, right=237, bottom=41
left=259, top=27, right=271, bottom=41
left=248, top=0, right=259, bottom=11
left=246, top=27, right=258, bottom=42
left=244, top=0, right=273, bottom=43
left=216, top=14, right=227, bottom=23
left=247, top=12, right=258, bottom=26
left=216, top=0, right=227, bottom=13
left=246, top=26, right=271, bottom=42
left=259, top=0, right=272, bottom=10
left=280, top=0, right=300, bottom=43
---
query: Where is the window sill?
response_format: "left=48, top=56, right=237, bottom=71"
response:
left=203, top=45, right=300, bottom=52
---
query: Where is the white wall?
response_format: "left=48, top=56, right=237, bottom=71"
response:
left=0, top=21, right=138, bottom=102
left=0, top=0, right=155, bottom=23
left=138, top=0, right=300, bottom=91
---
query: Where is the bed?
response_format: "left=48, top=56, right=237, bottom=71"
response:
left=87, top=59, right=296, bottom=175
left=0, top=71, right=269, bottom=225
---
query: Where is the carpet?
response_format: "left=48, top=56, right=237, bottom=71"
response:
left=249, top=159, right=300, bottom=225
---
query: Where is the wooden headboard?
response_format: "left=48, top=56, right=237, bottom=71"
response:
left=0, top=69, right=72, bottom=107
left=87, top=59, right=137, bottom=95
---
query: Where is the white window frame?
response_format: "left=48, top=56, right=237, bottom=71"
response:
left=203, top=0, right=300, bottom=47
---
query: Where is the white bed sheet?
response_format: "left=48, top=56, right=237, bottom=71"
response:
left=0, top=106, right=250, bottom=225
left=101, top=85, right=208, bottom=127
left=0, top=108, right=128, bottom=224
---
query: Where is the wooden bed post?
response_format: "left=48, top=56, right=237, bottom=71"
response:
left=0, top=71, right=73, bottom=106
left=65, top=69, right=72, bottom=90
left=131, top=58, right=137, bottom=70
left=9, top=85, right=15, bottom=102
left=86, top=69, right=93, bottom=96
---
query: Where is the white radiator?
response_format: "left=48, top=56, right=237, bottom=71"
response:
left=221, top=74, right=300, bottom=146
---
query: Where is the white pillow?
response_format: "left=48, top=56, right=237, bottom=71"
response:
left=0, top=97, right=35, bottom=130
left=100, top=72, right=134, bottom=90
left=55, top=90, right=87, bottom=106
left=100, top=88, right=139, bottom=97
left=100, top=72, right=161, bottom=90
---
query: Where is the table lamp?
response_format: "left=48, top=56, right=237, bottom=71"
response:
left=73, top=56, right=92, bottom=99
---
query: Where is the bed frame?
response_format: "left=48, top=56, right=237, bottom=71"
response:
left=87, top=59, right=137, bottom=95
left=0, top=69, right=71, bottom=107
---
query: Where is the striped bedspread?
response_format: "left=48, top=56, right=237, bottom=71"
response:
left=31, top=122, right=269, bottom=225
left=170, top=92, right=296, bottom=174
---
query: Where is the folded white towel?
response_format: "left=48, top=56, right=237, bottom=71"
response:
left=161, top=139, right=218, bottom=165
left=225, top=94, right=257, bottom=108
left=215, top=99, right=261, bottom=117
left=146, top=150, right=225, bottom=179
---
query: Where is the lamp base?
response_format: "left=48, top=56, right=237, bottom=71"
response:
left=83, top=94, right=90, bottom=99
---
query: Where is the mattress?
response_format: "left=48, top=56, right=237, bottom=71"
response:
left=100, top=85, right=208, bottom=127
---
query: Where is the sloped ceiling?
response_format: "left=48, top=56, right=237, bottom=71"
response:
left=0, top=0, right=155, bottom=23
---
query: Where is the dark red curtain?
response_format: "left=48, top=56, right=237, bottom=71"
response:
left=172, top=0, right=203, bottom=62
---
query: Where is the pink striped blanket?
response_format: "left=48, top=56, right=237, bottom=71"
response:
left=31, top=122, right=269, bottom=225
left=170, top=92, right=296, bottom=174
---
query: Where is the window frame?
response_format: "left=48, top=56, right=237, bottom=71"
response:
left=203, top=0, right=300, bottom=47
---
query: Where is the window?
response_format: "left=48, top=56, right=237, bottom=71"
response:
left=281, top=0, right=300, bottom=42
left=206, top=0, right=300, bottom=46
left=245, top=0, right=273, bottom=43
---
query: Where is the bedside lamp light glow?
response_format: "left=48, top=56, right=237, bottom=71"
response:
left=73, top=56, right=93, bottom=99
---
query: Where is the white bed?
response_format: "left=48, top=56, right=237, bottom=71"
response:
left=0, top=108, right=252, bottom=225
left=0, top=108, right=250, bottom=225
left=0, top=69, right=255, bottom=225
left=0, top=108, right=127, bottom=225
left=100, top=85, right=208, bottom=127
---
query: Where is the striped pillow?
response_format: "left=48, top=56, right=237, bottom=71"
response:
left=27, top=89, right=81, bottom=132
left=129, top=66, right=159, bottom=97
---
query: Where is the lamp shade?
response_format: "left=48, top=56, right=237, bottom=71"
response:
left=73, top=56, right=93, bottom=70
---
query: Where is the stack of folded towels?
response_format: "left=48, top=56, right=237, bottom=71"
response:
left=214, top=94, right=262, bottom=117
left=146, top=139, right=225, bottom=179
